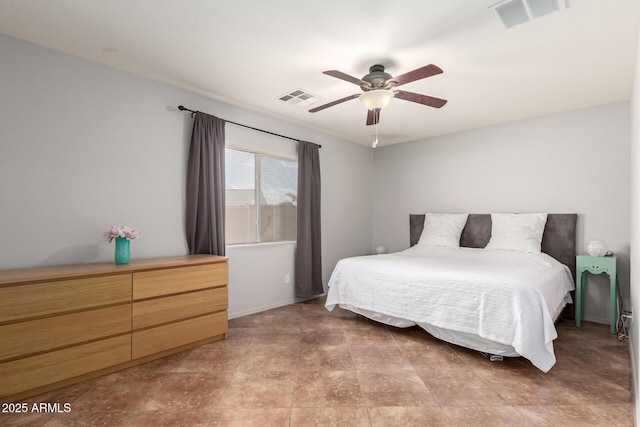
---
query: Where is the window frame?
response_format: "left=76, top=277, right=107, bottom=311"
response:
left=225, top=144, right=297, bottom=246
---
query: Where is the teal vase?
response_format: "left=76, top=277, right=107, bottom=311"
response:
left=114, top=238, right=130, bottom=265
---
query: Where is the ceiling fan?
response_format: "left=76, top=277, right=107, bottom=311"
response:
left=309, top=64, right=447, bottom=126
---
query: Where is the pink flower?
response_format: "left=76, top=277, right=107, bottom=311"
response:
left=104, top=224, right=140, bottom=243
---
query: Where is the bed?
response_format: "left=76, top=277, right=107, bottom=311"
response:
left=325, top=213, right=577, bottom=372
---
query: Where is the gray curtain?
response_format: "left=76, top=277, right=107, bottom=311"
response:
left=295, top=140, right=323, bottom=298
left=186, top=112, right=226, bottom=255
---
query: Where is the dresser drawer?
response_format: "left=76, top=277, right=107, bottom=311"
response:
left=132, top=311, right=227, bottom=359
left=133, top=287, right=227, bottom=330
left=0, top=274, right=131, bottom=323
left=133, top=263, right=227, bottom=300
left=0, top=335, right=131, bottom=398
left=0, top=304, right=131, bottom=362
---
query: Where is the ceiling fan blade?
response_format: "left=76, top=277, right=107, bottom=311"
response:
left=366, top=109, right=380, bottom=126
left=323, top=70, right=369, bottom=87
left=392, top=64, right=443, bottom=87
left=308, top=93, right=360, bottom=113
left=394, top=90, right=447, bottom=108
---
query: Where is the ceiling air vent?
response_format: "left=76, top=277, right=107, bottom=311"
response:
left=278, top=88, right=319, bottom=108
left=491, top=0, right=569, bottom=29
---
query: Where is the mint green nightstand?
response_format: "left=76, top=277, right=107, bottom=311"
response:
left=575, top=255, right=617, bottom=334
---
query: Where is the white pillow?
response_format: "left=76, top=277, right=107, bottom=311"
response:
left=485, top=213, right=548, bottom=254
left=417, top=213, right=469, bottom=248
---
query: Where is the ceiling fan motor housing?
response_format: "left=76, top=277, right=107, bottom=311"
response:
left=361, top=64, right=397, bottom=91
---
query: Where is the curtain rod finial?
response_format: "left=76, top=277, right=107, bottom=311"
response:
left=178, top=105, right=196, bottom=117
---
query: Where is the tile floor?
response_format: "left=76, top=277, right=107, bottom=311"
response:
left=1, top=297, right=634, bottom=426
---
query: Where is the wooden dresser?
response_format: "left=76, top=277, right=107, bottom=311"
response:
left=0, top=255, right=228, bottom=402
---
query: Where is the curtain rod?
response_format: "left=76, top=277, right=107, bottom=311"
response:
left=178, top=106, right=321, bottom=149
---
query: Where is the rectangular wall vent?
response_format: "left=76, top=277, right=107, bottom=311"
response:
left=278, top=88, right=319, bottom=108
left=491, top=0, right=568, bottom=29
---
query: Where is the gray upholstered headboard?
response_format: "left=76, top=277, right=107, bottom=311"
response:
left=409, top=213, right=578, bottom=319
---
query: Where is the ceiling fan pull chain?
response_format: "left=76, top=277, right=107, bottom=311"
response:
left=373, top=116, right=379, bottom=148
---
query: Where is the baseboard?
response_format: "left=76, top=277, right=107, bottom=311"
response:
left=629, top=324, right=639, bottom=426
left=583, top=315, right=610, bottom=325
left=229, top=294, right=325, bottom=319
left=632, top=344, right=639, bottom=426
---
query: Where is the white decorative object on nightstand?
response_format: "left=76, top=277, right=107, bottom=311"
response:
left=587, top=240, right=609, bottom=257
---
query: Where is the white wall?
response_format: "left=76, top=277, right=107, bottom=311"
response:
left=629, top=23, right=640, bottom=426
left=0, top=34, right=373, bottom=317
left=373, top=103, right=630, bottom=324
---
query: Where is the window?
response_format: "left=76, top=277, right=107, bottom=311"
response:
left=225, top=147, right=297, bottom=244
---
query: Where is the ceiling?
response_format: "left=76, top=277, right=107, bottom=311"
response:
left=0, top=0, right=638, bottom=147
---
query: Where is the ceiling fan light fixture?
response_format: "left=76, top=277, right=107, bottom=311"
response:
left=359, top=89, right=394, bottom=111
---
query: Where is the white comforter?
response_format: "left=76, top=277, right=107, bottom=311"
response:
left=325, top=246, right=575, bottom=372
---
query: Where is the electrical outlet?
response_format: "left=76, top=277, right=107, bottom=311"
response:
left=284, top=274, right=290, bottom=284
